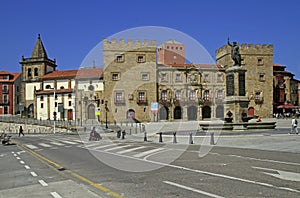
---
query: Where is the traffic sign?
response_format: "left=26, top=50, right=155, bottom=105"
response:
left=150, top=102, right=158, bottom=113
left=95, top=107, right=101, bottom=115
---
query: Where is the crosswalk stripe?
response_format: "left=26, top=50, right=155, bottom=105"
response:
left=50, top=142, right=65, bottom=146
left=117, top=146, right=146, bottom=154
left=72, top=139, right=84, bottom=143
left=61, top=140, right=77, bottom=145
left=104, top=145, right=132, bottom=152
left=85, top=142, right=101, bottom=148
left=38, top=143, right=52, bottom=148
left=133, top=148, right=165, bottom=158
left=25, top=144, right=38, bottom=149
left=90, top=144, right=116, bottom=150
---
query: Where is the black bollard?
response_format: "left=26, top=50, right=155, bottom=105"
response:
left=122, top=130, right=126, bottom=139
left=144, top=132, right=147, bottom=142
left=210, top=132, right=215, bottom=145
left=173, top=132, right=177, bottom=143
left=189, top=133, right=193, bottom=144
left=159, top=132, right=163, bottom=143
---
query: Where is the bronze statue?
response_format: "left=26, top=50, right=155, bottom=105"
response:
left=228, top=38, right=241, bottom=66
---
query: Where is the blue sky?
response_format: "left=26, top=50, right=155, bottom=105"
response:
left=0, top=0, right=300, bottom=78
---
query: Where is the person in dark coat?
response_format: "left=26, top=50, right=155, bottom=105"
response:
left=19, top=126, right=24, bottom=137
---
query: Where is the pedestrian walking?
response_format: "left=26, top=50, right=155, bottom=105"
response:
left=290, top=116, right=298, bottom=134
left=19, top=126, right=24, bottom=137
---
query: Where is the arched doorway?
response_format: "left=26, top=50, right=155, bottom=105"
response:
left=187, top=106, right=197, bottom=120
left=27, top=104, right=34, bottom=118
left=202, top=106, right=211, bottom=119
left=127, top=109, right=135, bottom=119
left=159, top=106, right=169, bottom=120
left=87, top=104, right=96, bottom=119
left=248, top=107, right=254, bottom=117
left=174, top=106, right=182, bottom=119
left=216, top=105, right=224, bottom=118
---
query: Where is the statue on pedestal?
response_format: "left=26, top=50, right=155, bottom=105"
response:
left=228, top=38, right=241, bottom=66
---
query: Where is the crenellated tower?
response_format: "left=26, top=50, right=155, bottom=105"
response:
left=216, top=43, right=274, bottom=118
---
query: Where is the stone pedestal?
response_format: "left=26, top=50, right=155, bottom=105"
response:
left=224, top=66, right=249, bottom=123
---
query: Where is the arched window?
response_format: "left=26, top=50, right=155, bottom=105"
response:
left=34, top=68, right=39, bottom=76
left=28, top=68, right=32, bottom=77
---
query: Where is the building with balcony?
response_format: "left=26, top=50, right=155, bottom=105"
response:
left=0, top=71, right=21, bottom=115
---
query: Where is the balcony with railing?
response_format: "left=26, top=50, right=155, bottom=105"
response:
left=2, top=89, right=8, bottom=94
left=114, top=98, right=125, bottom=105
left=137, top=99, right=148, bottom=105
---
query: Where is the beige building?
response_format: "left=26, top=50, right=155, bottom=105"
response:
left=103, top=38, right=157, bottom=123
left=157, top=63, right=225, bottom=121
left=216, top=43, right=274, bottom=118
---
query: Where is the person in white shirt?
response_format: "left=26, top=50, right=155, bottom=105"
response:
left=290, top=116, right=298, bottom=134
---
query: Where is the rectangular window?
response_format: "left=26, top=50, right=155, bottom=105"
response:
left=217, top=90, right=223, bottom=99
left=115, top=92, right=125, bottom=104
left=204, top=90, right=209, bottom=100
left=41, top=103, right=44, bottom=108
left=137, top=55, right=145, bottom=63
left=112, top=73, right=120, bottom=81
left=257, top=58, right=263, bottom=65
left=189, top=90, right=196, bottom=101
left=138, top=91, right=146, bottom=103
left=161, top=91, right=167, bottom=101
left=175, top=73, right=181, bottom=82
left=141, top=73, right=149, bottom=81
left=161, top=73, right=167, bottom=82
left=259, top=74, right=265, bottom=82
left=3, top=75, right=8, bottom=80
left=3, top=95, right=8, bottom=103
left=255, top=92, right=261, bottom=99
left=116, top=55, right=124, bottom=63
left=69, top=101, right=72, bottom=106
left=217, top=74, right=223, bottom=82
left=204, top=74, right=209, bottom=82
left=2, top=85, right=8, bottom=93
left=55, top=102, right=57, bottom=107
left=175, top=90, right=181, bottom=101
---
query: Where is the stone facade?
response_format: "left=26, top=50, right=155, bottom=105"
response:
left=157, top=64, right=225, bottom=121
left=103, top=38, right=157, bottom=123
left=216, top=43, right=274, bottom=118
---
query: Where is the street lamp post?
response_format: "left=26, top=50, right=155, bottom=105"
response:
left=105, top=101, right=109, bottom=129
left=46, top=85, right=56, bottom=134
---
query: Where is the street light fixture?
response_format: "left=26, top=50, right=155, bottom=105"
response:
left=46, top=85, right=56, bottom=134
left=105, top=100, right=109, bottom=129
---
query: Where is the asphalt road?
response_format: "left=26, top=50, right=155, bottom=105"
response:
left=3, top=130, right=299, bottom=198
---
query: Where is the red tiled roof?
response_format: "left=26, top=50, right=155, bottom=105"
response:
left=40, top=70, right=78, bottom=79
left=0, top=71, right=21, bottom=82
left=76, top=68, right=103, bottom=79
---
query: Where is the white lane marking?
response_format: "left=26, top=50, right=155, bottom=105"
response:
left=72, top=139, right=84, bottom=143
left=104, top=145, right=132, bottom=152
left=17, top=151, right=26, bottom=155
left=38, top=180, right=48, bottom=187
left=11, top=151, right=15, bottom=154
left=90, top=144, right=117, bottom=150
left=13, top=154, right=17, bottom=157
left=85, top=142, right=101, bottom=148
left=16, top=157, right=20, bottom=160
left=20, top=161, right=25, bottom=164
left=95, top=149, right=300, bottom=194
left=50, top=142, right=65, bottom=146
left=24, top=165, right=30, bottom=169
left=216, top=153, right=300, bottom=166
left=117, top=146, right=146, bottom=154
left=25, top=144, right=38, bottom=149
left=133, top=148, right=165, bottom=158
left=164, top=181, right=224, bottom=198
left=253, top=166, right=300, bottom=182
left=30, top=172, right=38, bottom=177
left=50, top=192, right=62, bottom=198
left=38, top=143, right=52, bottom=148
left=61, top=140, right=77, bottom=145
